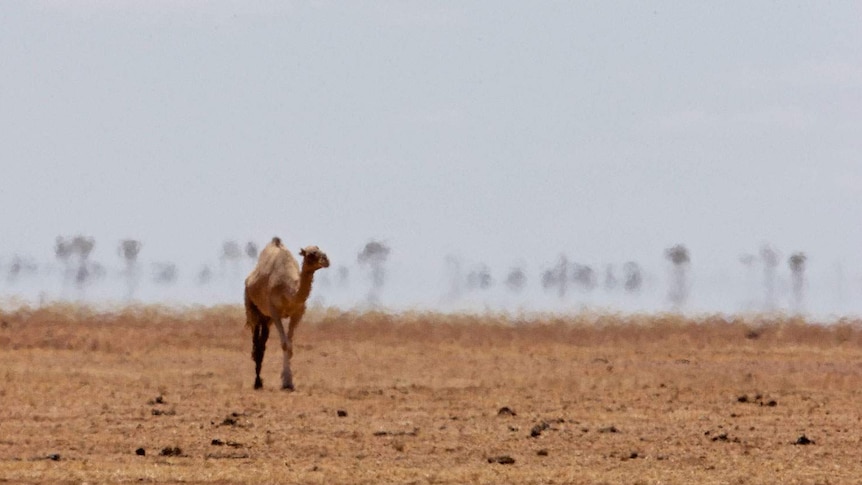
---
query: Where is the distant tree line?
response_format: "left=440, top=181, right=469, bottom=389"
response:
left=0, top=235, right=817, bottom=314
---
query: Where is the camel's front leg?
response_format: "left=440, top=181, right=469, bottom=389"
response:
left=286, top=309, right=305, bottom=353
left=269, top=305, right=294, bottom=391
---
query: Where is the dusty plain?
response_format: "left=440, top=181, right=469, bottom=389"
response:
left=2, top=305, right=862, bottom=484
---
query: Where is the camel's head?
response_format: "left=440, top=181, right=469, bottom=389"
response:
left=299, top=246, right=330, bottom=271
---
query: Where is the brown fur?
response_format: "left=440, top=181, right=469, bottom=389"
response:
left=244, top=237, right=329, bottom=390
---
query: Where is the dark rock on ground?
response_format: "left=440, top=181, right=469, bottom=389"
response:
left=497, top=406, right=516, bottom=416
left=212, top=439, right=243, bottom=448
left=160, top=446, right=182, bottom=457
left=737, top=394, right=776, bottom=407
left=487, top=455, right=515, bottom=465
left=530, top=422, right=550, bottom=438
left=711, top=433, right=740, bottom=443
left=795, top=435, right=815, bottom=445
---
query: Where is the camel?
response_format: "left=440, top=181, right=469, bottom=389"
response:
left=244, top=237, right=330, bottom=390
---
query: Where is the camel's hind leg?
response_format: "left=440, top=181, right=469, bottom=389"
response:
left=247, top=289, right=271, bottom=389
left=251, top=321, right=270, bottom=389
left=251, top=318, right=269, bottom=389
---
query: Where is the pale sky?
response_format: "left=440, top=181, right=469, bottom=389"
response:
left=1, top=2, right=860, bottom=314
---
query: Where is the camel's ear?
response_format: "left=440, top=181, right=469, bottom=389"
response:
left=299, top=248, right=307, bottom=257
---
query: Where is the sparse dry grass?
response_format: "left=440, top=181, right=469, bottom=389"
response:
left=2, top=304, right=862, bottom=484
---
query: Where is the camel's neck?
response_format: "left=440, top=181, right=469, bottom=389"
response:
left=297, top=266, right=316, bottom=303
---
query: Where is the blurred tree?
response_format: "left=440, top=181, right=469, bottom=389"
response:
left=336, top=265, right=350, bottom=289
left=6, top=255, right=37, bottom=284
left=245, top=241, right=259, bottom=260
left=152, top=262, right=178, bottom=285
left=571, top=263, right=596, bottom=292
left=622, top=261, right=642, bottom=293
left=55, top=236, right=73, bottom=268
left=197, top=265, right=213, bottom=286
left=665, top=244, right=690, bottom=308
left=788, top=252, right=807, bottom=313
left=358, top=240, right=390, bottom=305
left=542, top=255, right=569, bottom=299
left=72, top=236, right=95, bottom=261
left=72, top=236, right=96, bottom=288
left=220, top=240, right=242, bottom=277
left=118, top=239, right=142, bottom=300
left=119, top=239, right=141, bottom=264
left=55, top=235, right=97, bottom=291
left=505, top=266, right=527, bottom=293
left=466, top=263, right=493, bottom=291
left=760, top=245, right=780, bottom=311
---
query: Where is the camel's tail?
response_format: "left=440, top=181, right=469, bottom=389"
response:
left=244, top=288, right=268, bottom=330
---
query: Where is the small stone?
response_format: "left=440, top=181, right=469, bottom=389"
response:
left=487, top=455, right=515, bottom=465
left=497, top=406, right=516, bottom=416
left=135, top=448, right=146, bottom=456
left=337, top=410, right=348, bottom=417
left=795, top=435, right=814, bottom=445
left=160, top=446, right=182, bottom=456
left=537, top=449, right=549, bottom=456
left=530, top=422, right=550, bottom=438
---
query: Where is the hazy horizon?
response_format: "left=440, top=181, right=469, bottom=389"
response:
left=1, top=234, right=859, bottom=321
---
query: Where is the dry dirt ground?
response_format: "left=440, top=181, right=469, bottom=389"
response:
left=2, top=305, right=862, bottom=484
